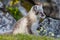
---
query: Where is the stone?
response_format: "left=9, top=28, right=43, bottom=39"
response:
left=0, top=11, right=16, bottom=34
left=39, top=17, right=60, bottom=37
left=0, top=2, right=16, bottom=34
left=1, top=0, right=10, bottom=6
left=0, top=2, right=3, bottom=8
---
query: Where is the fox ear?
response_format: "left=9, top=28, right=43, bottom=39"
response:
left=33, top=6, right=37, bottom=12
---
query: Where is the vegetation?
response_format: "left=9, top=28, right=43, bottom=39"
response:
left=0, top=34, right=59, bottom=40
left=7, top=7, right=23, bottom=21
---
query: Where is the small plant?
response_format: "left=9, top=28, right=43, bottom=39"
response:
left=7, top=7, right=23, bottom=21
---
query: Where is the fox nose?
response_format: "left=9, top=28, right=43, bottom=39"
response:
left=40, top=12, right=45, bottom=17
left=39, top=12, right=46, bottom=18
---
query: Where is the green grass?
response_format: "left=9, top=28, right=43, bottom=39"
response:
left=0, top=34, right=60, bottom=40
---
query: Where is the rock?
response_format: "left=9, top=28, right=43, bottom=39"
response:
left=1, top=0, right=11, bottom=6
left=0, top=2, right=16, bottom=34
left=0, top=11, right=16, bottom=34
left=55, top=0, right=60, bottom=19
left=0, top=2, right=3, bottom=8
left=15, top=1, right=28, bottom=16
left=39, top=17, right=60, bottom=37
left=43, top=0, right=60, bottom=19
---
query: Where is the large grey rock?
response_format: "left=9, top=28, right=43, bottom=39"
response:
left=39, top=17, right=60, bottom=37
left=0, top=2, right=16, bottom=34
left=1, top=0, right=11, bottom=6
left=49, top=0, right=60, bottom=19
left=0, top=11, right=16, bottom=34
left=16, top=2, right=28, bottom=16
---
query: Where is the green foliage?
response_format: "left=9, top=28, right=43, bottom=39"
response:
left=6, top=0, right=33, bottom=21
left=7, top=7, right=23, bottom=21
left=0, top=34, right=59, bottom=40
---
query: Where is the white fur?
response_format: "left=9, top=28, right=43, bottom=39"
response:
left=13, top=5, right=45, bottom=35
left=13, top=6, right=37, bottom=35
left=31, top=20, right=40, bottom=35
left=13, top=17, right=29, bottom=34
